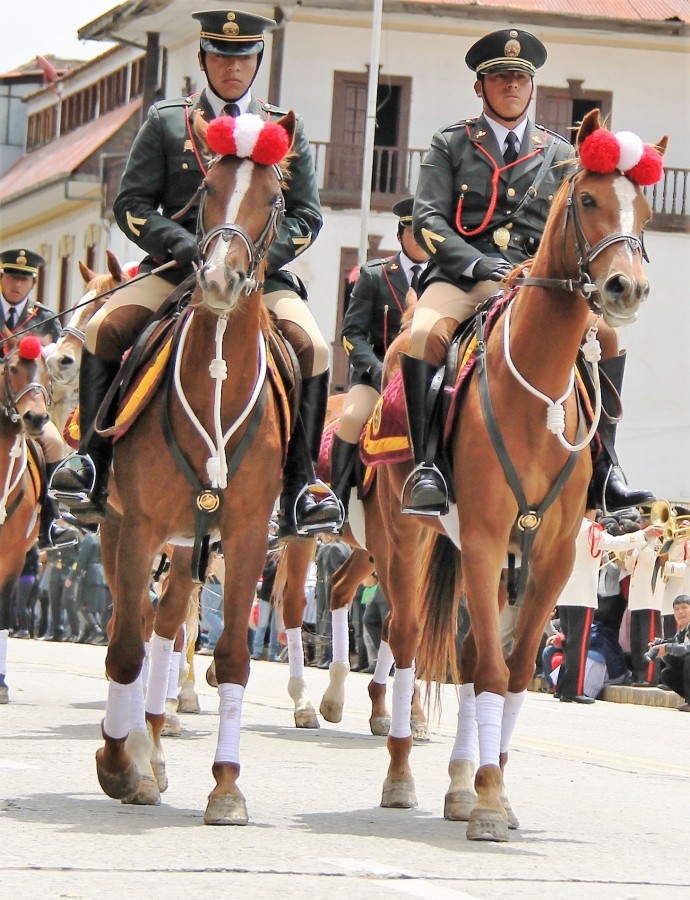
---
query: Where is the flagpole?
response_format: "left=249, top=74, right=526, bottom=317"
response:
left=358, top=0, right=383, bottom=267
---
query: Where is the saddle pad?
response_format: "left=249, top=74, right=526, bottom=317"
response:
left=359, top=370, right=411, bottom=468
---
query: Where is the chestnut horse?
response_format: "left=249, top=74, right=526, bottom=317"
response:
left=364, top=111, right=666, bottom=841
left=0, top=337, right=53, bottom=701
left=94, top=112, right=295, bottom=823
left=46, top=251, right=132, bottom=437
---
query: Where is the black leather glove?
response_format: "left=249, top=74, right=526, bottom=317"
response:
left=168, top=232, right=198, bottom=267
left=473, top=257, right=513, bottom=283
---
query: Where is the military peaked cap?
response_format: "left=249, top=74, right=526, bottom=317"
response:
left=466, top=29, right=547, bottom=77
left=0, top=249, right=45, bottom=276
left=392, top=197, right=414, bottom=225
left=192, top=9, right=275, bottom=57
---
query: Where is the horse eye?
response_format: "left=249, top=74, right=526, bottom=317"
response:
left=9, top=365, right=19, bottom=376
left=580, top=192, right=596, bottom=208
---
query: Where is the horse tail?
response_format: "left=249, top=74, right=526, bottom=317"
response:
left=416, top=532, right=461, bottom=706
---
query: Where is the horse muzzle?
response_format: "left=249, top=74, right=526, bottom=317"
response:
left=22, top=408, right=49, bottom=436
left=198, top=261, right=247, bottom=313
left=597, top=272, right=649, bottom=327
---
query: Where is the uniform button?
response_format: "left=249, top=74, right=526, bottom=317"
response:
left=507, top=188, right=516, bottom=197
left=461, top=184, right=469, bottom=191
left=548, top=194, right=553, bottom=200
left=182, top=163, right=189, bottom=170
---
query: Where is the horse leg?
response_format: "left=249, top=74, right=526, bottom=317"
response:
left=204, top=537, right=267, bottom=826
left=368, top=635, right=393, bottom=736
left=161, top=625, right=186, bottom=737
left=178, top=589, right=201, bottom=714
left=460, top=541, right=511, bottom=842
left=282, top=539, right=319, bottom=729
left=320, top=548, right=374, bottom=723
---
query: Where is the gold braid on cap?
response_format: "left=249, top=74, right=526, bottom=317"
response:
left=476, top=57, right=536, bottom=75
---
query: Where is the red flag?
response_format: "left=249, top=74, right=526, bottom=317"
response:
left=36, top=56, right=61, bottom=96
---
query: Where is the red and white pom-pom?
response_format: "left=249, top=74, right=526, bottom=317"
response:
left=615, top=131, right=644, bottom=172
left=627, top=145, right=665, bottom=186
left=580, top=130, right=620, bottom=173
left=206, top=113, right=289, bottom=165
left=18, top=335, right=43, bottom=360
left=122, top=261, right=140, bottom=278
left=580, top=128, right=664, bottom=185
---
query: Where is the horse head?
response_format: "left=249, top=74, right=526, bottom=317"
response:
left=193, top=111, right=294, bottom=314
left=47, top=250, right=131, bottom=392
left=544, top=109, right=667, bottom=328
left=1, top=336, right=51, bottom=437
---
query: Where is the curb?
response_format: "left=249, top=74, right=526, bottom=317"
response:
left=528, top=677, right=684, bottom=709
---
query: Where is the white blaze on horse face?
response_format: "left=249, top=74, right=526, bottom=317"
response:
left=204, top=159, right=256, bottom=296
left=613, top=175, right=637, bottom=257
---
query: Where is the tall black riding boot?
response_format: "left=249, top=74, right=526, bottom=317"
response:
left=277, top=371, right=342, bottom=540
left=399, top=353, right=448, bottom=515
left=591, top=352, right=655, bottom=513
left=38, top=462, right=80, bottom=550
left=330, top=435, right=359, bottom=521
left=50, top=350, right=119, bottom=525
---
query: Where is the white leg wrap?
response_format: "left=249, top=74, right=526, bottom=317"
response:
left=0, top=629, right=8, bottom=676
left=372, top=640, right=394, bottom=684
left=129, top=672, right=146, bottom=731
left=389, top=665, right=415, bottom=739
left=331, top=607, right=349, bottom=663
left=450, top=682, right=478, bottom=764
left=500, top=689, right=526, bottom=754
left=166, top=651, right=181, bottom=700
left=214, top=683, right=245, bottom=765
left=286, top=627, right=304, bottom=679
left=475, top=691, right=505, bottom=769
left=141, top=642, right=150, bottom=697
left=103, top=679, right=139, bottom=740
left=145, top=633, right=174, bottom=716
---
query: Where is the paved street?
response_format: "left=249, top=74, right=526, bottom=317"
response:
left=1, top=639, right=688, bottom=899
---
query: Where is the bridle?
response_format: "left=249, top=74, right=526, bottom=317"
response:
left=194, top=157, right=286, bottom=293
left=1, top=354, right=50, bottom=424
left=519, top=169, right=647, bottom=309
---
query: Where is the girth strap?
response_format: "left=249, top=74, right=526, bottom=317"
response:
left=475, top=310, right=585, bottom=605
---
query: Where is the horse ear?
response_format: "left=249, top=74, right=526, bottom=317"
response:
left=655, top=135, right=669, bottom=157
left=193, top=110, right=210, bottom=155
left=576, top=109, right=602, bottom=150
left=106, top=249, right=126, bottom=284
left=79, top=260, right=96, bottom=285
left=276, top=111, right=296, bottom=150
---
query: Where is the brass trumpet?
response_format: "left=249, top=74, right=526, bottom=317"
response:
left=649, top=499, right=690, bottom=542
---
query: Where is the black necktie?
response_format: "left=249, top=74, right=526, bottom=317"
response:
left=503, top=131, right=519, bottom=165
left=6, top=308, right=17, bottom=331
left=410, top=265, right=422, bottom=293
left=223, top=102, right=240, bottom=118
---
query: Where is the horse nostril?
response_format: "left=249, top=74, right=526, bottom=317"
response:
left=23, top=411, right=49, bottom=432
left=604, top=274, right=631, bottom=302
left=60, top=356, right=75, bottom=369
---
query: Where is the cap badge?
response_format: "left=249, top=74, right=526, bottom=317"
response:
left=505, top=39, right=521, bottom=58
left=223, top=22, right=240, bottom=36
left=17, top=253, right=27, bottom=266
left=226, top=12, right=236, bottom=21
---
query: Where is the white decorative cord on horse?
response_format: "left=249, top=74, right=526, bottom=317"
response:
left=173, top=309, right=267, bottom=489
left=503, top=304, right=602, bottom=452
left=0, top=435, right=26, bottom=524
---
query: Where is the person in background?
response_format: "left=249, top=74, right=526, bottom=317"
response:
left=653, top=594, right=690, bottom=712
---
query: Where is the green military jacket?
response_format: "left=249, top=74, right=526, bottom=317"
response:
left=413, top=115, right=574, bottom=287
left=341, top=253, right=409, bottom=392
left=0, top=299, right=61, bottom=358
left=113, top=91, right=322, bottom=288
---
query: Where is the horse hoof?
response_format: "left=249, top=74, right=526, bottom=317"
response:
left=0, top=684, right=9, bottom=704
left=501, top=795, right=520, bottom=829
left=205, top=661, right=218, bottom=688
left=161, top=714, right=181, bottom=737
left=151, top=748, right=168, bottom=793
left=95, top=748, right=140, bottom=800
left=444, top=789, right=476, bottom=821
left=294, top=705, right=320, bottom=729
left=411, top=719, right=430, bottom=743
left=204, top=794, right=248, bottom=826
left=381, top=778, right=417, bottom=809
left=121, top=775, right=161, bottom=806
left=369, top=714, right=391, bottom=736
left=466, top=808, right=510, bottom=842
left=177, top=686, right=201, bottom=714
left=319, top=697, right=343, bottom=723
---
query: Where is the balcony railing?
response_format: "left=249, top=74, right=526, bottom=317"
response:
left=101, top=141, right=689, bottom=233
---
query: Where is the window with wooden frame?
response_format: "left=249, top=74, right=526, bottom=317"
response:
left=324, top=71, right=411, bottom=210
left=535, top=81, right=612, bottom=141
